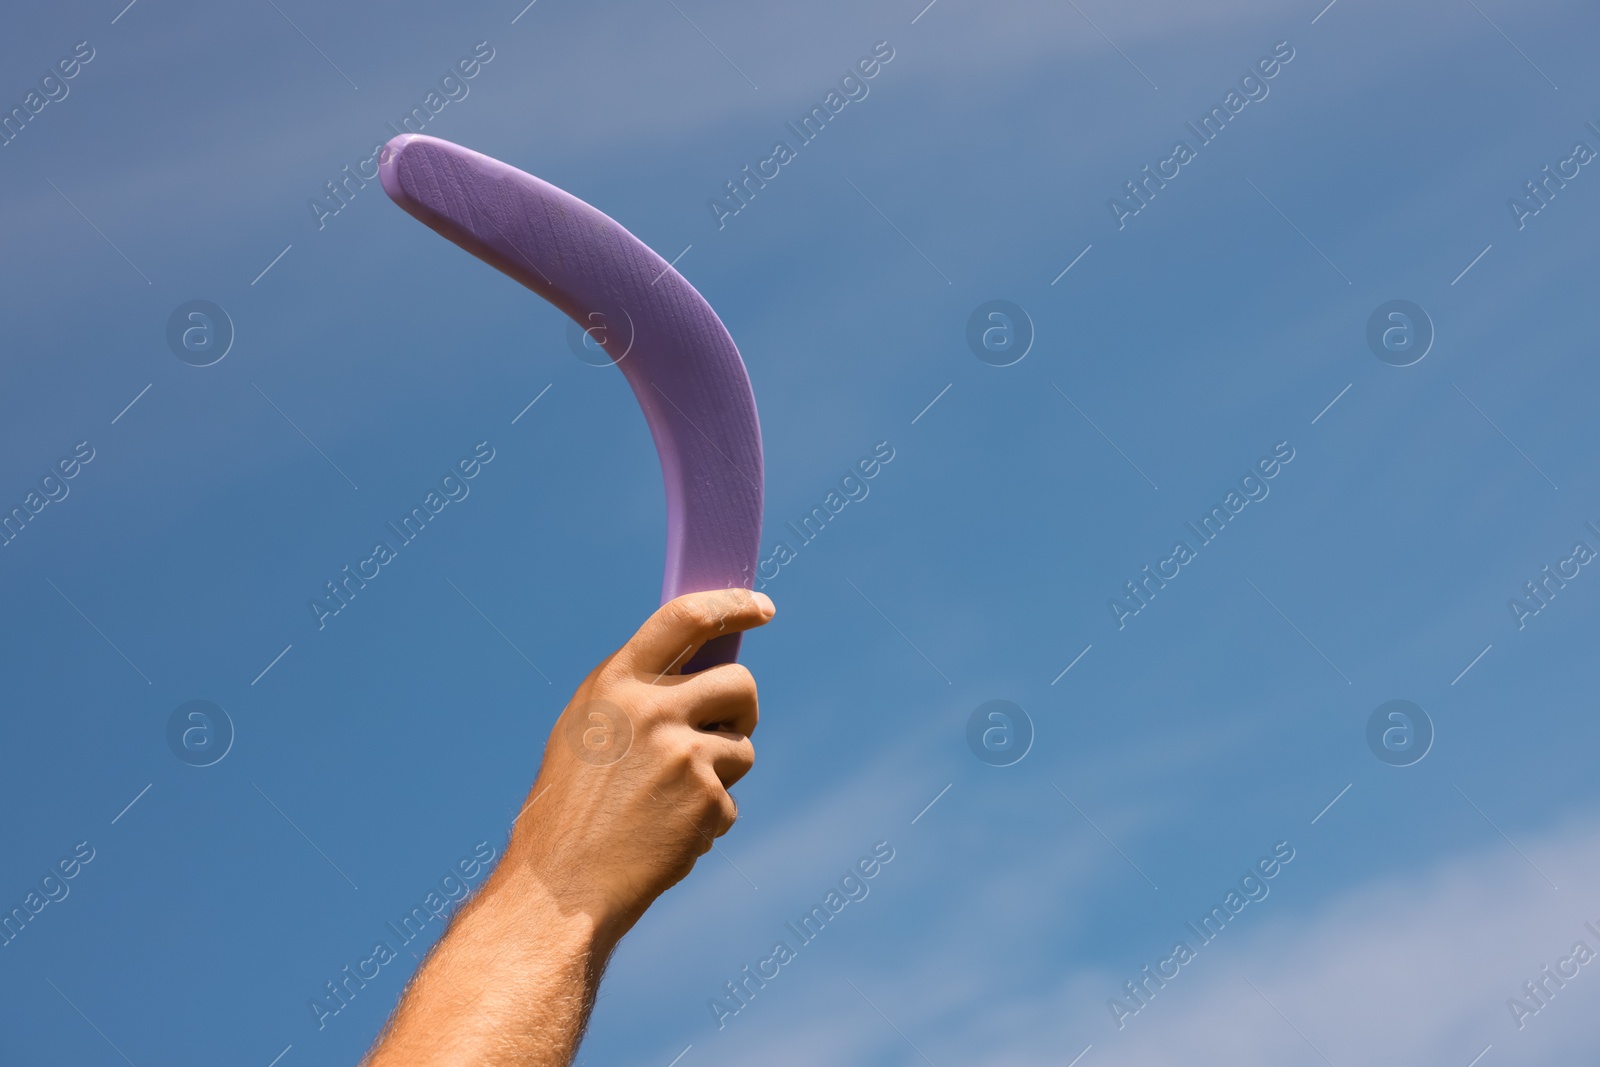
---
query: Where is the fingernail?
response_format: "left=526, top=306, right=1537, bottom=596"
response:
left=754, top=591, right=776, bottom=616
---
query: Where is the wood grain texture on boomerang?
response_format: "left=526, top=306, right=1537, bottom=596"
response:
left=379, top=133, right=763, bottom=671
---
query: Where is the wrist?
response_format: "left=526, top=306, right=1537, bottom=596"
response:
left=486, top=833, right=634, bottom=960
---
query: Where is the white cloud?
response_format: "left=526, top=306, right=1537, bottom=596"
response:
left=623, top=808, right=1600, bottom=1066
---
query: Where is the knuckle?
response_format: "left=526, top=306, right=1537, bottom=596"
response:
left=594, top=654, right=633, bottom=688
left=694, top=763, right=725, bottom=797
left=692, top=770, right=724, bottom=807
left=681, top=733, right=713, bottom=765
left=709, top=588, right=746, bottom=622
left=694, top=588, right=757, bottom=629
left=663, top=598, right=707, bottom=633
left=721, top=662, right=757, bottom=694
left=714, top=794, right=739, bottom=836
left=644, top=685, right=696, bottom=726
left=659, top=739, right=695, bottom=778
left=633, top=687, right=672, bottom=724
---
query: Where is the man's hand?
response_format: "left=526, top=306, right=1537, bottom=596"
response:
left=363, top=588, right=774, bottom=1067
left=508, top=586, right=773, bottom=936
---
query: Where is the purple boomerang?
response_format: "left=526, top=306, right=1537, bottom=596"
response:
left=379, top=134, right=762, bottom=671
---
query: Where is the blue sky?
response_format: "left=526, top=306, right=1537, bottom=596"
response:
left=3, top=0, right=1599, bottom=1064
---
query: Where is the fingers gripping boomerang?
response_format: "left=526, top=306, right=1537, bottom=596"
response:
left=379, top=134, right=763, bottom=671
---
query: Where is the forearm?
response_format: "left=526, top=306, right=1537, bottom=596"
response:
left=363, top=852, right=620, bottom=1067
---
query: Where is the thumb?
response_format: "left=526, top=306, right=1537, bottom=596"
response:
left=620, top=589, right=775, bottom=676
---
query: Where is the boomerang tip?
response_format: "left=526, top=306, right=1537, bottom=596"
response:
left=378, top=133, right=458, bottom=210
